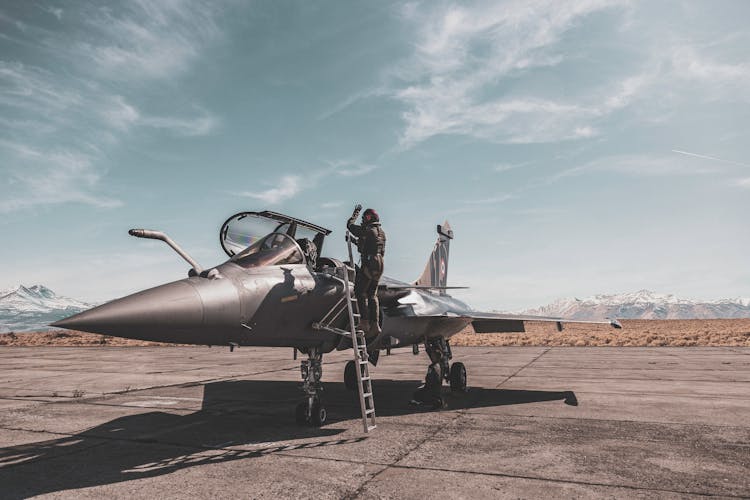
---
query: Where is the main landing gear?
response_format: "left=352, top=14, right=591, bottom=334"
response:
left=295, top=347, right=327, bottom=427
left=344, top=359, right=358, bottom=391
left=412, top=337, right=467, bottom=409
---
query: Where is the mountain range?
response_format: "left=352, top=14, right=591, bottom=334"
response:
left=1, top=285, right=749, bottom=333
left=0, top=285, right=93, bottom=333
left=521, top=289, right=750, bottom=320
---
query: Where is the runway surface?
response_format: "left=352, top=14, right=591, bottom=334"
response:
left=0, top=346, right=748, bottom=499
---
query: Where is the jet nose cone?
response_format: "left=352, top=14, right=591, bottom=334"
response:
left=52, top=281, right=204, bottom=341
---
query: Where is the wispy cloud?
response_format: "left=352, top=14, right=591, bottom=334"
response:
left=316, top=88, right=384, bottom=121
left=233, top=160, right=379, bottom=204
left=100, top=95, right=140, bottom=131
left=0, top=2, right=225, bottom=213
left=390, top=0, right=631, bottom=147
left=236, top=175, right=303, bottom=204
left=733, top=178, right=750, bottom=188
left=387, top=2, right=750, bottom=149
left=0, top=61, right=81, bottom=114
left=446, top=192, right=515, bottom=214
left=494, top=163, right=525, bottom=173
left=0, top=140, right=121, bottom=213
left=39, top=5, right=63, bottom=20
left=327, top=160, right=378, bottom=177
left=75, top=1, right=222, bottom=81
left=142, top=113, right=219, bottom=137
left=100, top=95, right=219, bottom=136
left=463, top=194, right=515, bottom=205
left=550, top=153, right=725, bottom=183
left=669, top=45, right=750, bottom=89
left=672, top=150, right=750, bottom=168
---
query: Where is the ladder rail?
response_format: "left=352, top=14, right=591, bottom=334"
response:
left=344, top=230, right=376, bottom=433
left=346, top=230, right=357, bottom=271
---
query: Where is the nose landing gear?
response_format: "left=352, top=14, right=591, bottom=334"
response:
left=296, top=347, right=327, bottom=426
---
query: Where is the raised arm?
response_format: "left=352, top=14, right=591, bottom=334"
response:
left=347, top=203, right=364, bottom=237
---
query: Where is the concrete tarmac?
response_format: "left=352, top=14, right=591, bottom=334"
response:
left=0, top=346, right=748, bottom=499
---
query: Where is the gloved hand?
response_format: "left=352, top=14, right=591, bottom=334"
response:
left=351, top=203, right=362, bottom=219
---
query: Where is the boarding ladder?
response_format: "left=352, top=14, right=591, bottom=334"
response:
left=312, top=231, right=376, bottom=433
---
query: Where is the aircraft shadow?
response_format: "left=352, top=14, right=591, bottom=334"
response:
left=322, top=378, right=578, bottom=420
left=0, top=379, right=576, bottom=498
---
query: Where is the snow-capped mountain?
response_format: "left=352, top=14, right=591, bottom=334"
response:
left=0, top=285, right=94, bottom=332
left=522, top=290, right=750, bottom=320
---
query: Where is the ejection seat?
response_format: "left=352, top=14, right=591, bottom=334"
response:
left=296, top=238, right=318, bottom=270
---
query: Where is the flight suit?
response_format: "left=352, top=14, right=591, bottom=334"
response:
left=347, top=218, right=386, bottom=336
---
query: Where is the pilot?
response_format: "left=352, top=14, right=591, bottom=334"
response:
left=347, top=206, right=386, bottom=337
left=296, top=238, right=317, bottom=270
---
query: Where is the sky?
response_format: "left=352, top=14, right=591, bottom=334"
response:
left=1, top=0, right=749, bottom=311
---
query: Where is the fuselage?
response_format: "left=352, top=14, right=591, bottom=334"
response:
left=53, top=258, right=474, bottom=352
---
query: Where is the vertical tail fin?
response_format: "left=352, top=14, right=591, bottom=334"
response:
left=415, top=221, right=453, bottom=293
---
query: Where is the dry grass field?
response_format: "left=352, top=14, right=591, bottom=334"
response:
left=0, top=331, right=179, bottom=347
left=451, top=319, right=750, bottom=347
left=1, top=319, right=749, bottom=347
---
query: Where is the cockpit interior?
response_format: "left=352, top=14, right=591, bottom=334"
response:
left=220, top=211, right=331, bottom=270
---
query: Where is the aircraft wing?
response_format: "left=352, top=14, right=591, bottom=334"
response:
left=465, top=311, right=622, bottom=333
left=384, top=285, right=469, bottom=290
left=388, top=311, right=620, bottom=340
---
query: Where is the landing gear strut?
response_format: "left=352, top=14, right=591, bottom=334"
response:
left=344, top=360, right=357, bottom=391
left=412, top=337, right=467, bottom=409
left=295, top=347, right=327, bottom=426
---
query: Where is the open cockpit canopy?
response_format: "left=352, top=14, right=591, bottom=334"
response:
left=220, top=211, right=331, bottom=265
left=230, top=231, right=305, bottom=268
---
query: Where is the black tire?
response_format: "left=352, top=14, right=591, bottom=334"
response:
left=344, top=360, right=357, bottom=391
left=295, top=402, right=308, bottom=425
left=450, top=362, right=467, bottom=392
left=310, top=400, right=327, bottom=427
left=425, top=366, right=441, bottom=388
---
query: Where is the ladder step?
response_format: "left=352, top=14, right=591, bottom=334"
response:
left=360, top=376, right=370, bottom=381
left=362, top=392, right=372, bottom=398
left=367, top=425, right=377, bottom=431
left=365, top=409, right=375, bottom=415
left=358, top=360, right=369, bottom=365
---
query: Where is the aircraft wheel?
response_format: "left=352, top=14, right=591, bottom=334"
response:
left=425, top=366, right=441, bottom=388
left=450, top=362, right=467, bottom=392
left=310, top=400, right=327, bottom=427
left=344, top=360, right=357, bottom=391
left=295, top=402, right=308, bottom=425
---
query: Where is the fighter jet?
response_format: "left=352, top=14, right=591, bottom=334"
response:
left=53, top=209, right=620, bottom=430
